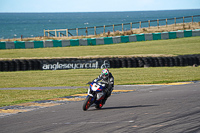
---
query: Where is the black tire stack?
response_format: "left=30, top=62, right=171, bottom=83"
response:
left=0, top=54, right=200, bottom=72
left=108, top=55, right=200, bottom=68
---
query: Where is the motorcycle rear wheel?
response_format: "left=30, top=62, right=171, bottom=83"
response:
left=83, top=96, right=92, bottom=111
left=95, top=104, right=103, bottom=109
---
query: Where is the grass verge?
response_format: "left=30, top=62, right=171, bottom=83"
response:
left=0, top=67, right=200, bottom=107
left=0, top=36, right=200, bottom=59
left=1, top=67, right=200, bottom=88
left=0, top=88, right=87, bottom=107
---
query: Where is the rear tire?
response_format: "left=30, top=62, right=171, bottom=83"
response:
left=83, top=96, right=92, bottom=111
left=95, top=104, right=103, bottom=109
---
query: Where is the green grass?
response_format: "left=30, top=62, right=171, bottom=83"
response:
left=0, top=36, right=200, bottom=59
left=1, top=67, right=200, bottom=107
left=1, top=37, right=200, bottom=107
left=0, top=88, right=87, bottom=107
left=1, top=67, right=200, bottom=88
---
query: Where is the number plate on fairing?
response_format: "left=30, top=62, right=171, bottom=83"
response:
left=91, top=83, right=100, bottom=91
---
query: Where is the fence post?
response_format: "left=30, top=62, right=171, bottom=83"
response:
left=94, top=26, right=96, bottom=35
left=48, top=30, right=50, bottom=37
left=113, top=24, right=115, bottom=33
left=76, top=28, right=78, bottom=36
left=44, top=30, right=46, bottom=37
left=192, top=16, right=193, bottom=25
left=166, top=18, right=168, bottom=27
left=183, top=16, right=185, bottom=29
left=55, top=29, right=57, bottom=37
left=157, top=19, right=159, bottom=28
left=86, top=27, right=88, bottom=36
left=104, top=25, right=105, bottom=34
left=148, top=20, right=150, bottom=28
left=66, top=29, right=68, bottom=37
left=122, top=23, right=124, bottom=32
left=130, top=22, right=132, bottom=30
left=59, top=32, right=60, bottom=37
left=174, top=17, right=176, bottom=26
left=139, top=21, right=141, bottom=29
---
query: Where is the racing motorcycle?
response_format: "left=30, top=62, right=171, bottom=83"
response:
left=83, top=81, right=107, bottom=111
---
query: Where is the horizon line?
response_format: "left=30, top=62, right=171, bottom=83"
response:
left=0, top=8, right=200, bottom=13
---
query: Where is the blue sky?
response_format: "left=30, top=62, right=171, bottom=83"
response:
left=0, top=0, right=200, bottom=12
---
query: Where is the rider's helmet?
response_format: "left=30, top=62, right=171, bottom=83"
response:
left=101, top=69, right=109, bottom=80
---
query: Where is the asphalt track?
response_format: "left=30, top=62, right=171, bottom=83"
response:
left=1, top=82, right=200, bottom=133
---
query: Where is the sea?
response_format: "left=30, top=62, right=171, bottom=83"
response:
left=0, top=9, right=200, bottom=39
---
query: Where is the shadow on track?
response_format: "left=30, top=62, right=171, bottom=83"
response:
left=88, top=105, right=158, bottom=111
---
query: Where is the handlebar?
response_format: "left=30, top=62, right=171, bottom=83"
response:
left=87, top=81, right=108, bottom=85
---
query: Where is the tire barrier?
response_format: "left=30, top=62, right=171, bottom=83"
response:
left=0, top=54, right=200, bottom=72
left=108, top=54, right=200, bottom=68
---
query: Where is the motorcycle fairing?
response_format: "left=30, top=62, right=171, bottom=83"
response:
left=90, top=82, right=104, bottom=92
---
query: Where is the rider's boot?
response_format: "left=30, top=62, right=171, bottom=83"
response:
left=102, top=97, right=107, bottom=105
left=102, top=87, right=113, bottom=105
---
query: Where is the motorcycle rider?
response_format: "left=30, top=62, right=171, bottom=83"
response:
left=93, top=68, right=114, bottom=105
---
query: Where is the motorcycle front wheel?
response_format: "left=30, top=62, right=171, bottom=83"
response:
left=83, top=96, right=93, bottom=111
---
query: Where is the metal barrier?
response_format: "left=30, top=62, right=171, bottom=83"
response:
left=44, top=15, right=200, bottom=37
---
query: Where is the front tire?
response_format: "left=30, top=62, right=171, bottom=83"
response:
left=83, top=96, right=93, bottom=111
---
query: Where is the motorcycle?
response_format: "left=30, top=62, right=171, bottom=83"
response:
left=83, top=81, right=107, bottom=111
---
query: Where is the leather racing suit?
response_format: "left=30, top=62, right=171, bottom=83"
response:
left=93, top=72, right=114, bottom=101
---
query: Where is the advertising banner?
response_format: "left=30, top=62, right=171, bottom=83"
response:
left=41, top=59, right=110, bottom=70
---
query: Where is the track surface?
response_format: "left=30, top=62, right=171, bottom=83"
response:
left=1, top=82, right=200, bottom=133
